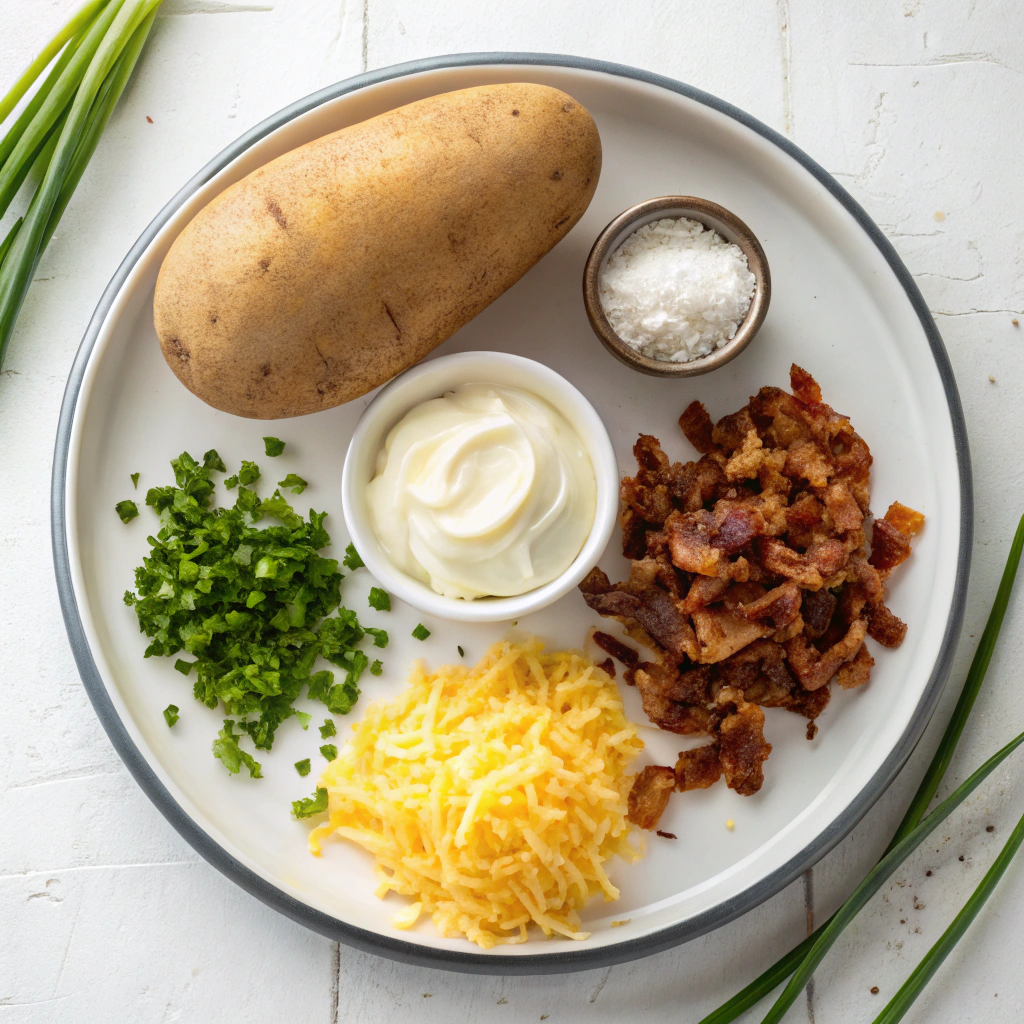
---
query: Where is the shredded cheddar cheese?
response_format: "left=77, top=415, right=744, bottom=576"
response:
left=309, top=639, right=645, bottom=947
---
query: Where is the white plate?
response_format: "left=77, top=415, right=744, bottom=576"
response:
left=53, top=55, right=971, bottom=973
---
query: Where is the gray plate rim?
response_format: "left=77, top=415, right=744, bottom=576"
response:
left=51, top=52, right=972, bottom=975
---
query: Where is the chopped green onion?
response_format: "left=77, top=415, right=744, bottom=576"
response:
left=278, top=473, right=307, bottom=494
left=319, top=743, right=337, bottom=761
left=237, top=460, right=260, bottom=485
left=292, top=787, right=328, bottom=818
left=365, top=627, right=388, bottom=648
left=294, top=759, right=311, bottom=777
left=370, top=659, right=383, bottom=676
left=368, top=587, right=391, bottom=612
left=130, top=471, right=139, bottom=488
left=412, top=623, right=430, bottom=641
left=343, top=543, right=364, bottom=571
left=162, top=703, right=179, bottom=727
left=115, top=498, right=138, bottom=522
left=263, top=436, right=285, bottom=457
left=202, top=450, right=225, bottom=472
left=319, top=719, right=336, bottom=739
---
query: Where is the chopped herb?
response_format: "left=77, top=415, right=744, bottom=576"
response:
left=115, top=499, right=139, bottom=523
left=343, top=543, right=364, bottom=570
left=126, top=450, right=377, bottom=778
left=320, top=743, right=338, bottom=761
left=365, top=627, right=389, bottom=648
left=370, top=659, right=383, bottom=676
left=320, top=719, right=336, bottom=739
left=224, top=474, right=239, bottom=489
left=237, top=460, right=261, bottom=486
left=131, top=472, right=140, bottom=489
left=412, top=623, right=431, bottom=641
left=278, top=473, right=308, bottom=494
left=292, top=786, right=328, bottom=818
left=294, top=758, right=311, bottom=776
left=458, top=646, right=465, bottom=658
left=212, top=720, right=263, bottom=778
left=368, top=587, right=391, bottom=612
left=203, top=450, right=226, bottom=472
left=163, top=704, right=179, bottom=727
left=263, top=437, right=286, bottom=457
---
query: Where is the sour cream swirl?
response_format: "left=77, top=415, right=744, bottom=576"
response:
left=365, top=383, right=597, bottom=600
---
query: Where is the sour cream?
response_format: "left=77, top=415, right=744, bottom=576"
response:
left=365, top=383, right=597, bottom=600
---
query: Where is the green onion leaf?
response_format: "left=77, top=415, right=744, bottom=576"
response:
left=212, top=720, right=262, bottom=778
left=294, top=710, right=311, bottom=730
left=759, top=730, right=1024, bottom=1024
left=368, top=587, right=391, bottom=612
left=700, top=513, right=1024, bottom=1024
left=263, top=436, right=285, bottom=457
left=365, top=627, right=388, bottom=648
left=871, top=809, right=1024, bottom=1024
left=294, top=758, right=311, bottom=777
left=224, top=474, right=239, bottom=490
left=343, top=543, right=364, bottom=570
left=412, top=623, right=430, bottom=641
left=115, top=498, right=138, bottom=522
left=130, top=471, right=140, bottom=488
left=162, top=703, right=179, bottom=727
left=319, top=743, right=337, bottom=761
left=292, top=787, right=328, bottom=818
left=319, top=719, right=336, bottom=739
left=237, top=460, right=260, bottom=486
left=370, top=659, right=383, bottom=676
left=458, top=646, right=465, bottom=658
left=202, top=449, right=225, bottom=472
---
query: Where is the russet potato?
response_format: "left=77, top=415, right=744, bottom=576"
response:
left=153, top=83, right=601, bottom=419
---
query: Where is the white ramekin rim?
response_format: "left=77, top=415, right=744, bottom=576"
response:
left=340, top=351, right=619, bottom=624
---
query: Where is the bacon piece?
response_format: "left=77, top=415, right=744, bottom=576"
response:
left=713, top=409, right=758, bottom=453
left=597, top=657, right=615, bottom=677
left=869, top=517, right=912, bottom=572
left=785, top=618, right=868, bottom=691
left=581, top=587, right=698, bottom=663
left=667, top=454, right=725, bottom=512
left=731, top=581, right=803, bottom=629
left=692, top=607, right=772, bottom=664
left=592, top=631, right=639, bottom=668
left=822, top=481, right=864, bottom=533
left=790, top=364, right=823, bottom=405
left=675, top=742, right=723, bottom=791
left=679, top=401, right=716, bottom=454
left=867, top=602, right=908, bottom=647
left=883, top=501, right=925, bottom=538
left=627, top=766, right=676, bottom=829
left=633, top=663, right=716, bottom=734
left=622, top=475, right=674, bottom=525
left=784, top=439, right=833, bottom=488
left=836, top=644, right=875, bottom=689
left=760, top=537, right=826, bottom=588
left=620, top=506, right=650, bottom=560
left=718, top=700, right=772, bottom=796
left=801, top=588, right=837, bottom=639
left=724, top=430, right=766, bottom=482
left=666, top=506, right=763, bottom=577
left=634, top=433, right=671, bottom=477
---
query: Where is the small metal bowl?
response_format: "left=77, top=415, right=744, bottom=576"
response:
left=582, top=196, right=771, bottom=377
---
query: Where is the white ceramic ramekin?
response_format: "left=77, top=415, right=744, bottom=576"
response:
left=341, top=351, right=619, bottom=624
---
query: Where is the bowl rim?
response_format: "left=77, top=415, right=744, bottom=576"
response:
left=341, top=350, right=620, bottom=624
left=50, top=53, right=971, bottom=975
left=582, top=195, right=772, bottom=377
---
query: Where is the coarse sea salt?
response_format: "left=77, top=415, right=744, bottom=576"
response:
left=599, top=216, right=756, bottom=363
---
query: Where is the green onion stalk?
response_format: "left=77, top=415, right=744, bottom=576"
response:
left=0, top=0, right=164, bottom=371
left=701, top=513, right=1024, bottom=1024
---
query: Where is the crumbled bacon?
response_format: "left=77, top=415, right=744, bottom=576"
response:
left=627, top=766, right=676, bottom=829
left=580, top=365, right=923, bottom=827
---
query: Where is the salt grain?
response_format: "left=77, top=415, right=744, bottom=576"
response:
left=600, top=216, right=756, bottom=363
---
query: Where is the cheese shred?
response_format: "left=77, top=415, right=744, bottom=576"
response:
left=309, top=640, right=645, bottom=947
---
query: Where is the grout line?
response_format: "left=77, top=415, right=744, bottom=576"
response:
left=776, top=0, right=793, bottom=134
left=330, top=941, right=341, bottom=1023
left=803, top=868, right=816, bottom=1023
left=361, top=0, right=368, bottom=72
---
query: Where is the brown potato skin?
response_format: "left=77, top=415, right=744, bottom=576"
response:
left=153, top=83, right=602, bottom=419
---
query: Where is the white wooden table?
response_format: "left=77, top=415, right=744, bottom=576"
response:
left=2, top=2, right=1023, bottom=1020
